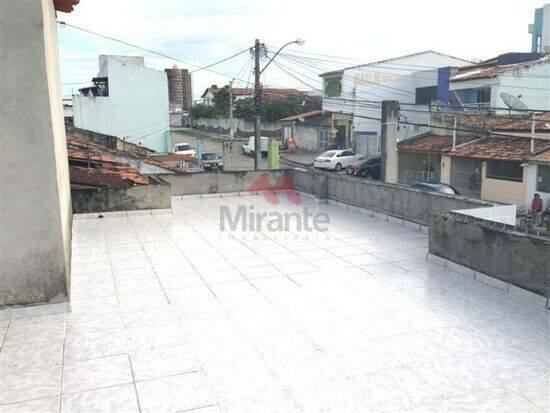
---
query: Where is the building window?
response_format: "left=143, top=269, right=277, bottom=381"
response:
left=537, top=165, right=550, bottom=192
left=324, top=76, right=342, bottom=98
left=486, top=161, right=523, bottom=182
left=415, top=86, right=437, bottom=105
left=477, top=87, right=491, bottom=104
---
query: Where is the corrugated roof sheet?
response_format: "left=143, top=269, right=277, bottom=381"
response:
left=528, top=148, right=550, bottom=164
left=450, top=55, right=550, bottom=82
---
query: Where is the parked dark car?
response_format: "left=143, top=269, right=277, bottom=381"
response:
left=346, top=156, right=381, bottom=179
left=411, top=181, right=460, bottom=195
left=201, top=153, right=223, bottom=171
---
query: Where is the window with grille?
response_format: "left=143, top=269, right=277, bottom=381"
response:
left=486, top=161, right=523, bottom=182
left=537, top=165, right=550, bottom=192
left=324, top=76, right=342, bottom=98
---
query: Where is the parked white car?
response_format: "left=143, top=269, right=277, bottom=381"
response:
left=242, top=136, right=269, bottom=157
left=173, top=143, right=196, bottom=157
left=314, top=150, right=358, bottom=171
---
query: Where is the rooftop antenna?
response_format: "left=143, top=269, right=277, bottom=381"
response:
left=500, top=92, right=529, bottom=115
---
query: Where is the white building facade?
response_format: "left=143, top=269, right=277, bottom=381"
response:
left=73, top=55, right=171, bottom=153
left=450, top=54, right=550, bottom=114
left=321, top=51, right=472, bottom=157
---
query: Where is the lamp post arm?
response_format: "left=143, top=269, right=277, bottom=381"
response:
left=259, top=41, right=297, bottom=75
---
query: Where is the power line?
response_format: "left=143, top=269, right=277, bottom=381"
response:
left=283, top=50, right=550, bottom=80
left=189, top=48, right=250, bottom=74
left=282, top=51, right=550, bottom=95
left=57, top=21, right=253, bottom=82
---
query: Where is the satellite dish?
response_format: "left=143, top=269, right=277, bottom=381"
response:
left=501, top=92, right=529, bottom=111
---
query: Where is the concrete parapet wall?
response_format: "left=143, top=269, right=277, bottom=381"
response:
left=289, top=168, right=493, bottom=225
left=193, top=118, right=281, bottom=138
left=429, top=214, right=550, bottom=298
left=72, top=183, right=171, bottom=213
left=164, top=170, right=293, bottom=196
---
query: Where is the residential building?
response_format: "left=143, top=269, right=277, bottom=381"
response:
left=494, top=113, right=550, bottom=207
left=529, top=3, right=550, bottom=54
left=200, top=85, right=305, bottom=106
left=320, top=51, right=472, bottom=157
left=1, top=0, right=79, bottom=306
left=398, top=130, right=550, bottom=209
left=449, top=53, right=550, bottom=112
left=527, top=149, right=550, bottom=208
left=397, top=134, right=471, bottom=188
left=73, top=55, right=171, bottom=153
left=279, top=110, right=335, bottom=151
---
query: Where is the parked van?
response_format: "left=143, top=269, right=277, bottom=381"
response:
left=173, top=143, right=196, bottom=157
left=242, top=136, right=269, bottom=157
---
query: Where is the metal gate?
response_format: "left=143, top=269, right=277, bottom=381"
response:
left=451, top=157, right=482, bottom=198
left=318, top=129, right=331, bottom=152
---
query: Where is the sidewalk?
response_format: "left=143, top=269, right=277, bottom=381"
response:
left=280, top=149, right=320, bottom=167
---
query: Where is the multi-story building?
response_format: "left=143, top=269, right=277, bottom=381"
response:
left=165, top=65, right=193, bottom=113
left=320, top=50, right=472, bottom=158
left=530, top=3, right=550, bottom=54
left=449, top=53, right=550, bottom=113
left=73, top=55, right=171, bottom=153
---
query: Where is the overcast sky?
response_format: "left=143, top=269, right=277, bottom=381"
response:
left=58, top=0, right=544, bottom=100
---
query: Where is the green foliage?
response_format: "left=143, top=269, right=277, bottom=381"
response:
left=191, top=84, right=321, bottom=122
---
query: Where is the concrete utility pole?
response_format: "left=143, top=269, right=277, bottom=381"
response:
left=229, top=79, right=234, bottom=139
left=452, top=115, right=457, bottom=152
left=252, top=38, right=304, bottom=170
left=380, top=100, right=399, bottom=184
left=531, top=112, right=536, bottom=154
left=253, top=39, right=262, bottom=170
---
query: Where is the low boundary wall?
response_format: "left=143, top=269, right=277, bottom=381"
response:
left=72, top=181, right=171, bottom=213
left=164, top=170, right=292, bottom=196
left=429, top=214, right=550, bottom=298
left=289, top=168, right=493, bottom=226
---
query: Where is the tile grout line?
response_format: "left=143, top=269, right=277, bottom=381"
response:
left=101, top=217, right=142, bottom=413
left=151, top=213, right=218, bottom=299
left=57, top=313, right=68, bottom=413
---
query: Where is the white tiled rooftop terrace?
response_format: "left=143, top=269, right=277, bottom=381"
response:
left=1, top=194, right=549, bottom=413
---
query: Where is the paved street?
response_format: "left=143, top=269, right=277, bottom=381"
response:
left=171, top=130, right=268, bottom=170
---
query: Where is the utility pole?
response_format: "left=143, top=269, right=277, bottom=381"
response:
left=253, top=39, right=262, bottom=170
left=531, top=112, right=536, bottom=154
left=452, top=115, right=457, bottom=152
left=229, top=79, right=234, bottom=139
left=380, top=100, right=399, bottom=184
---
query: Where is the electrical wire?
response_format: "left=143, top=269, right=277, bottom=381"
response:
left=58, top=21, right=253, bottom=83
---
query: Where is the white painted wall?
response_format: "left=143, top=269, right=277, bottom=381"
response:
left=449, top=60, right=550, bottom=112
left=73, top=56, right=170, bottom=153
left=493, top=63, right=550, bottom=112
left=525, top=163, right=550, bottom=209
left=323, top=52, right=472, bottom=154
left=452, top=205, right=517, bottom=226
left=1, top=0, right=72, bottom=305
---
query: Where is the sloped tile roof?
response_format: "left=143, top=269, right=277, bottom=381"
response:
left=450, top=136, right=550, bottom=162
left=493, top=113, right=550, bottom=132
left=398, top=134, right=478, bottom=154
left=69, top=166, right=148, bottom=189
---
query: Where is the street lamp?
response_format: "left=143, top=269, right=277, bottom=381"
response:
left=253, top=38, right=305, bottom=170
left=259, top=39, right=305, bottom=75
